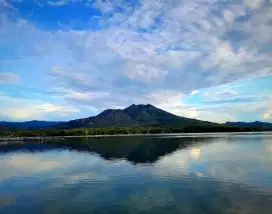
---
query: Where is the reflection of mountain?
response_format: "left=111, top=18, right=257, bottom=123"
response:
left=0, top=137, right=215, bottom=164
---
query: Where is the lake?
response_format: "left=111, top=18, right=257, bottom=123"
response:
left=0, top=133, right=272, bottom=214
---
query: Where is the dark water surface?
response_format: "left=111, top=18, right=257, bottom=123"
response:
left=0, top=133, right=272, bottom=214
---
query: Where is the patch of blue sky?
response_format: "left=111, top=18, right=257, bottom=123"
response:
left=187, top=162, right=209, bottom=176
left=8, top=0, right=142, bottom=31
left=0, top=85, right=57, bottom=102
left=231, top=75, right=272, bottom=95
left=183, top=75, right=272, bottom=106
left=222, top=29, right=249, bottom=52
left=235, top=12, right=252, bottom=22
left=260, top=43, right=272, bottom=53
left=3, top=60, right=46, bottom=86
left=9, top=1, right=102, bottom=31
left=234, top=111, right=263, bottom=122
left=183, top=93, right=203, bottom=106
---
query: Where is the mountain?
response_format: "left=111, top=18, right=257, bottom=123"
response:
left=123, top=104, right=212, bottom=125
left=0, top=120, right=64, bottom=130
left=56, top=104, right=215, bottom=129
left=226, top=121, right=272, bottom=128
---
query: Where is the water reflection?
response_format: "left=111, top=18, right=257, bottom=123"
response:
left=0, top=133, right=272, bottom=214
left=0, top=136, right=213, bottom=164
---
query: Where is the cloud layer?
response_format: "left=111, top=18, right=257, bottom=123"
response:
left=0, top=0, right=271, bottom=122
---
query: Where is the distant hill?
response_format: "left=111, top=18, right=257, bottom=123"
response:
left=56, top=104, right=216, bottom=129
left=0, top=120, right=64, bottom=130
left=226, top=121, right=272, bottom=128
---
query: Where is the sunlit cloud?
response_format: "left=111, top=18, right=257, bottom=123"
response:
left=191, top=90, right=199, bottom=96
left=263, top=104, right=272, bottom=120
left=0, top=95, right=80, bottom=120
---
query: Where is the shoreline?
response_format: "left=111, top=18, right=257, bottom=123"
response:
left=0, top=136, right=65, bottom=142
left=0, top=131, right=271, bottom=142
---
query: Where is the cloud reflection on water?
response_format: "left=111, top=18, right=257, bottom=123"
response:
left=0, top=134, right=272, bottom=214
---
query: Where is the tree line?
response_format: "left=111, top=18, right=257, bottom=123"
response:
left=0, top=125, right=268, bottom=137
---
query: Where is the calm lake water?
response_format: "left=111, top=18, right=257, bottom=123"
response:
left=0, top=133, right=272, bottom=214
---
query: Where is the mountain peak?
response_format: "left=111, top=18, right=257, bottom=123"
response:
left=125, top=104, right=155, bottom=110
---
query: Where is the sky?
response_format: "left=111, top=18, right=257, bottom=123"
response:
left=0, top=0, right=271, bottom=123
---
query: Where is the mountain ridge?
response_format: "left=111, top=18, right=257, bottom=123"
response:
left=1, top=106, right=271, bottom=130
left=56, top=104, right=215, bottom=129
left=0, top=120, right=65, bottom=130
left=225, top=121, right=272, bottom=128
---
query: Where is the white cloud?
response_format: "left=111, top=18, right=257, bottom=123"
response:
left=171, top=106, right=198, bottom=119
left=263, top=112, right=271, bottom=120
left=263, top=104, right=272, bottom=121
left=218, top=89, right=239, bottom=96
left=203, top=88, right=239, bottom=99
left=139, top=90, right=198, bottom=119
left=197, top=110, right=236, bottom=123
left=68, top=91, right=109, bottom=102
left=93, top=0, right=118, bottom=14
left=51, top=66, right=94, bottom=86
left=202, top=41, right=258, bottom=73
left=195, top=100, right=272, bottom=123
left=204, top=92, right=210, bottom=97
left=141, top=90, right=183, bottom=106
left=52, top=87, right=109, bottom=102
left=154, top=50, right=201, bottom=70
left=6, top=104, right=79, bottom=120
left=0, top=95, right=80, bottom=120
left=124, top=63, right=167, bottom=83
left=46, top=0, right=79, bottom=6
left=126, top=0, right=165, bottom=29
left=223, top=9, right=236, bottom=23
left=191, top=90, right=199, bottom=95
left=244, top=0, right=264, bottom=9
left=0, top=72, right=19, bottom=84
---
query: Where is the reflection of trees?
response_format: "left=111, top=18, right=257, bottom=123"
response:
left=0, top=136, right=216, bottom=164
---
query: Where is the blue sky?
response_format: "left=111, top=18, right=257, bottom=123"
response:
left=0, top=0, right=271, bottom=123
